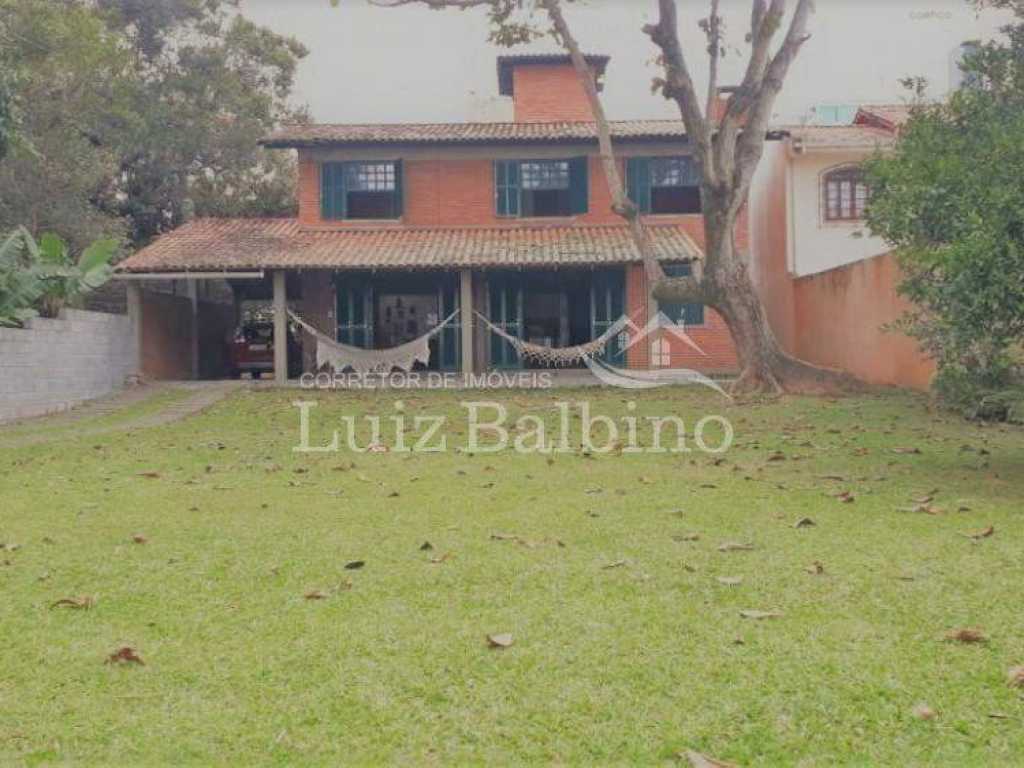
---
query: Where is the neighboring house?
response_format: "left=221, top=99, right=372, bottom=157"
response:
left=116, top=54, right=743, bottom=381
left=750, top=105, right=935, bottom=390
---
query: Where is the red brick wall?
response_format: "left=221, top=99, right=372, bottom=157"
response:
left=512, top=65, right=595, bottom=123
left=298, top=153, right=319, bottom=227
left=298, top=152, right=712, bottom=238
left=298, top=270, right=335, bottom=372
left=625, top=264, right=739, bottom=374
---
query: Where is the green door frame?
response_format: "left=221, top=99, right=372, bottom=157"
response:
left=590, top=268, right=627, bottom=366
left=486, top=272, right=523, bottom=369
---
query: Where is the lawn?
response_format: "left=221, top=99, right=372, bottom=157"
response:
left=1, top=386, right=1022, bottom=766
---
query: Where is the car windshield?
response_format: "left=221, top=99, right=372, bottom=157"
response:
left=243, top=325, right=274, bottom=342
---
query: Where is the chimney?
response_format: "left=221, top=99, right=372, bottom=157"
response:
left=497, top=54, right=610, bottom=123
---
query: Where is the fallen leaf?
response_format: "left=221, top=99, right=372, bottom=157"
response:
left=602, top=559, right=628, bottom=569
left=893, top=447, right=922, bottom=455
left=137, top=471, right=161, bottom=479
left=419, top=541, right=433, bottom=551
left=106, top=646, right=144, bottom=665
left=717, top=576, right=743, bottom=586
left=988, top=712, right=1010, bottom=720
left=304, top=590, right=328, bottom=600
left=804, top=561, right=825, bottom=575
left=739, top=610, right=783, bottom=620
left=912, top=703, right=937, bottom=720
left=1008, top=667, right=1024, bottom=688
left=683, top=749, right=738, bottom=768
left=945, top=627, right=987, bottom=644
left=794, top=517, right=816, bottom=528
left=429, top=552, right=453, bottom=564
left=766, top=451, right=786, bottom=462
left=962, top=525, right=994, bottom=540
left=131, top=534, right=147, bottom=544
left=50, top=596, right=95, bottom=610
left=1007, top=667, right=1024, bottom=692
left=718, top=542, right=754, bottom=552
left=344, top=560, right=365, bottom=570
left=673, top=532, right=701, bottom=542
left=486, top=633, right=514, bottom=649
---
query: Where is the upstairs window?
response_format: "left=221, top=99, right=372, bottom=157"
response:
left=322, top=160, right=403, bottom=220
left=822, top=166, right=868, bottom=222
left=495, top=158, right=588, bottom=218
left=626, top=156, right=702, bottom=214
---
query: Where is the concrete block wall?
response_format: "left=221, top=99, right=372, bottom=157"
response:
left=0, top=308, right=137, bottom=423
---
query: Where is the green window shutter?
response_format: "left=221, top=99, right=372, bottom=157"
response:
left=393, top=160, right=403, bottom=218
left=626, top=157, right=651, bottom=213
left=569, top=156, right=589, bottom=214
left=321, top=162, right=346, bottom=220
left=494, top=160, right=520, bottom=217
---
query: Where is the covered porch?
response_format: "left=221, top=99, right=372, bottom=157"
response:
left=114, top=217, right=712, bottom=383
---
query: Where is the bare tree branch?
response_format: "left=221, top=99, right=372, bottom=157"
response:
left=540, top=0, right=662, bottom=282
left=642, top=0, right=713, bottom=181
left=704, top=0, right=722, bottom=120
left=730, top=0, right=814, bottom=209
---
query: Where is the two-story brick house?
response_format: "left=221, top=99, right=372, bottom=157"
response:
left=117, top=54, right=741, bottom=381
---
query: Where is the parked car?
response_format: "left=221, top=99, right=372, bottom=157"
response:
left=227, top=321, right=302, bottom=379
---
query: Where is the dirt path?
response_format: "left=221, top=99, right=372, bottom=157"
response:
left=0, top=382, right=242, bottom=448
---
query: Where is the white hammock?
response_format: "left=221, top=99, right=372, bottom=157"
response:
left=474, top=311, right=634, bottom=367
left=287, top=309, right=460, bottom=375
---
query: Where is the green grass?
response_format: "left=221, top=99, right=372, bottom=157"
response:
left=0, top=386, right=193, bottom=444
left=1, top=387, right=1023, bottom=766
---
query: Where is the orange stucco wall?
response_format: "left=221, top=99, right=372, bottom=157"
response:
left=791, top=252, right=935, bottom=390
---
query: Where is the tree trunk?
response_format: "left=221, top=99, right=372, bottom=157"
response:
left=654, top=215, right=859, bottom=395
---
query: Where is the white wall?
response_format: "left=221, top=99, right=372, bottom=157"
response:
left=788, top=150, right=889, bottom=277
left=0, top=309, right=138, bottom=423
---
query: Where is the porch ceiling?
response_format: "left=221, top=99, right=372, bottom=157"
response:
left=115, top=218, right=703, bottom=273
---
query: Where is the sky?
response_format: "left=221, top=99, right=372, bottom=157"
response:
left=240, top=0, right=1012, bottom=125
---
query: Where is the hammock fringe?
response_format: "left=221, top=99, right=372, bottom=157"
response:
left=473, top=311, right=633, bottom=367
left=286, top=308, right=460, bottom=375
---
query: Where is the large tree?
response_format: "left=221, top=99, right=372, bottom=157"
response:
left=370, top=0, right=854, bottom=394
left=865, top=0, right=1024, bottom=406
left=0, top=0, right=309, bottom=250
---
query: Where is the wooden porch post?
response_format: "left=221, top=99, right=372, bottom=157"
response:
left=125, top=282, right=143, bottom=378
left=459, top=268, right=473, bottom=375
left=273, top=270, right=288, bottom=385
left=187, top=279, right=199, bottom=380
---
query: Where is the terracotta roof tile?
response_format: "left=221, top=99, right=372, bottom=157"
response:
left=783, top=125, right=897, bottom=149
left=854, top=104, right=913, bottom=131
left=116, top=219, right=703, bottom=273
left=260, top=120, right=692, bottom=148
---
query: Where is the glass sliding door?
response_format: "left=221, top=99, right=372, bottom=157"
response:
left=486, top=273, right=523, bottom=369
left=590, top=269, right=626, bottom=366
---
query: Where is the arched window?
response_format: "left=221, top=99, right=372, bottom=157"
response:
left=822, top=166, right=868, bottom=222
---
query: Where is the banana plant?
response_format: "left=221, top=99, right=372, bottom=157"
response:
left=36, top=233, right=117, bottom=318
left=0, top=226, right=44, bottom=327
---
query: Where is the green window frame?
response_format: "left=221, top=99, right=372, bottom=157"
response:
left=321, top=160, right=403, bottom=221
left=494, top=157, right=588, bottom=218
left=626, top=156, right=701, bottom=215
left=659, top=262, right=705, bottom=326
